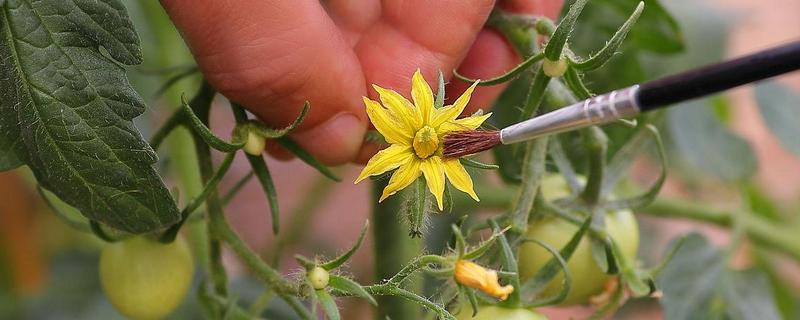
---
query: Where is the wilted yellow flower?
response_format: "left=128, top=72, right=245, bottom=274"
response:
left=454, top=260, right=514, bottom=300
left=355, top=69, right=491, bottom=209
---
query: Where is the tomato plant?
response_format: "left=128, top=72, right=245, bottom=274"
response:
left=99, top=236, right=194, bottom=320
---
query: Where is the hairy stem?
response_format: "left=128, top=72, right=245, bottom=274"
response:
left=372, top=179, right=423, bottom=320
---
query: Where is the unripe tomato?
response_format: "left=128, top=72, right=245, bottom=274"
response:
left=517, top=175, right=639, bottom=305
left=455, top=306, right=548, bottom=320
left=307, top=266, right=330, bottom=290
left=542, top=58, right=568, bottom=78
left=99, top=236, right=194, bottom=320
left=243, top=131, right=266, bottom=156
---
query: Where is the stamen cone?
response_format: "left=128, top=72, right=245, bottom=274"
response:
left=443, top=130, right=501, bottom=158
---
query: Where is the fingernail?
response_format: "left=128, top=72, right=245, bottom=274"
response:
left=292, top=113, right=366, bottom=165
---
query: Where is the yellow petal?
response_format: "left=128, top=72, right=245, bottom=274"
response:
left=411, top=69, right=434, bottom=125
left=420, top=156, right=445, bottom=210
left=364, top=97, right=413, bottom=145
left=355, top=144, right=413, bottom=183
left=380, top=159, right=422, bottom=202
left=443, top=160, right=479, bottom=201
left=431, top=80, right=479, bottom=127
left=372, top=85, right=422, bottom=131
left=437, top=112, right=492, bottom=135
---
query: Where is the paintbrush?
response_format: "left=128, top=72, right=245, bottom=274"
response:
left=443, top=40, right=800, bottom=158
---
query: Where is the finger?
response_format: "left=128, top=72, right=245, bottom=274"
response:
left=264, top=140, right=294, bottom=161
left=355, top=0, right=496, bottom=93
left=160, top=0, right=368, bottom=165
left=499, top=0, right=564, bottom=18
left=448, top=0, right=565, bottom=114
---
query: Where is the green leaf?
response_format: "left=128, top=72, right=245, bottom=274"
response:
left=755, top=81, right=800, bottom=156
left=321, top=220, right=369, bottom=270
left=722, top=269, right=782, bottom=320
left=658, top=233, right=782, bottom=320
left=658, top=233, right=725, bottom=320
left=315, top=289, right=340, bottom=320
left=0, top=0, right=179, bottom=233
left=328, top=275, right=377, bottom=306
left=37, top=185, right=89, bottom=232
left=667, top=101, right=757, bottom=181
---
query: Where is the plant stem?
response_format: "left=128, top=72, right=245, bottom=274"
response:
left=372, top=179, right=423, bottom=320
left=580, top=127, right=608, bottom=205
left=642, top=197, right=800, bottom=260
left=187, top=82, right=229, bottom=301
left=365, top=284, right=455, bottom=320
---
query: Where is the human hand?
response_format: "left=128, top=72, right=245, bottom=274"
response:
left=160, top=0, right=562, bottom=165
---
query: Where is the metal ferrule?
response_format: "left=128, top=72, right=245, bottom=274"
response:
left=500, top=85, right=641, bottom=145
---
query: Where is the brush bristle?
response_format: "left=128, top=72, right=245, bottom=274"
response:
left=443, top=130, right=501, bottom=158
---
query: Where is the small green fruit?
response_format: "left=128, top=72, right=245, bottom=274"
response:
left=308, top=266, right=330, bottom=290
left=517, top=175, right=639, bottom=305
left=543, top=58, right=568, bottom=77
left=243, top=131, right=266, bottom=156
left=100, top=236, right=194, bottom=320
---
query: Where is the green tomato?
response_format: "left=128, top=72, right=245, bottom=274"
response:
left=517, top=175, right=639, bottom=305
left=307, top=266, right=330, bottom=289
left=455, top=306, right=548, bottom=320
left=100, top=236, right=194, bottom=320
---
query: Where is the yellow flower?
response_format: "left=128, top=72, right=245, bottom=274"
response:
left=355, top=69, right=491, bottom=209
left=454, top=260, right=514, bottom=301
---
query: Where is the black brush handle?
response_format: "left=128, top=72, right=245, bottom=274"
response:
left=637, top=40, right=800, bottom=111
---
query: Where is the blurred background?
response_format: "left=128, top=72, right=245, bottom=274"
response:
left=0, top=0, right=798, bottom=319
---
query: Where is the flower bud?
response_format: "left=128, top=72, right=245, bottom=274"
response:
left=454, top=260, right=514, bottom=300
left=243, top=131, right=266, bottom=156
left=307, top=266, right=330, bottom=290
left=543, top=58, right=568, bottom=78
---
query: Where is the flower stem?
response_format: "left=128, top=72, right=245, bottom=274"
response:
left=372, top=179, right=423, bottom=320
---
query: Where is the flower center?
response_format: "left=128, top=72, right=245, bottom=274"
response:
left=412, top=126, right=439, bottom=159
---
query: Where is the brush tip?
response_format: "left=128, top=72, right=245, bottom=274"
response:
left=442, top=130, right=501, bottom=158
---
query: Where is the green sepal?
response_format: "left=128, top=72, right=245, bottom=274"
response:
left=321, top=220, right=369, bottom=270
left=328, top=275, right=377, bottom=306
left=521, top=217, right=591, bottom=305
left=459, top=158, right=499, bottom=170
left=544, top=0, right=589, bottom=61
left=181, top=95, right=244, bottom=152
left=315, top=289, right=341, bottom=320
left=454, top=53, right=544, bottom=86
left=277, top=137, right=340, bottom=181
left=571, top=2, right=644, bottom=71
